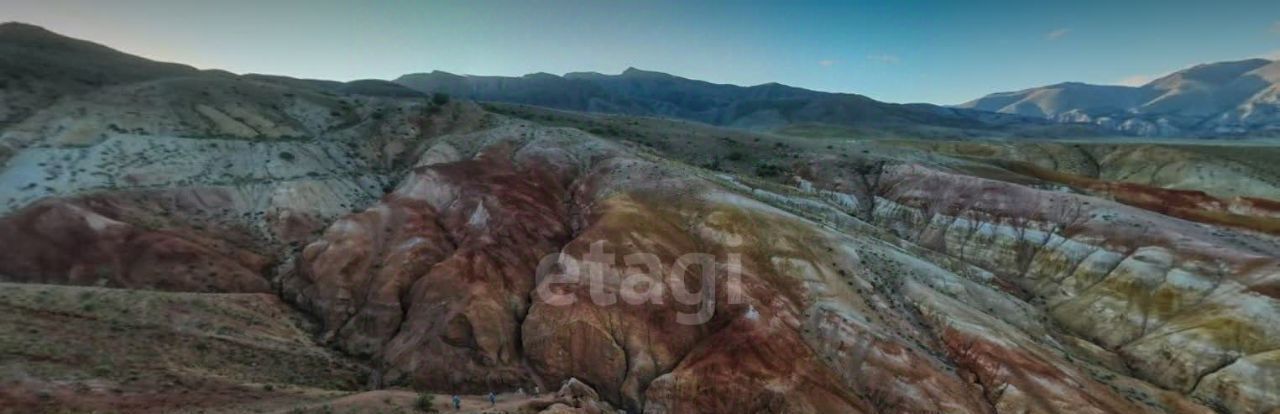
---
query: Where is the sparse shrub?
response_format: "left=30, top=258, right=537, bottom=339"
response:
left=414, top=393, right=438, bottom=413
left=278, top=151, right=296, bottom=161
left=431, top=92, right=450, bottom=106
left=588, top=126, right=622, bottom=136
left=754, top=163, right=783, bottom=177
left=726, top=151, right=746, bottom=161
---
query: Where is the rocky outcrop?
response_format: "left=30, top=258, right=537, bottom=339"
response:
left=794, top=160, right=1280, bottom=413
left=8, top=99, right=1279, bottom=413
left=282, top=196, right=454, bottom=356
left=285, top=124, right=883, bottom=412
left=285, top=136, right=577, bottom=392
left=522, top=378, right=621, bottom=414
left=0, top=197, right=270, bottom=292
left=32, top=109, right=1255, bottom=412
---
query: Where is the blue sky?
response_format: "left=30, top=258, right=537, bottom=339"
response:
left=4, top=0, right=1279, bottom=104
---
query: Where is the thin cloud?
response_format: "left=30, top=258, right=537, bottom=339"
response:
left=1045, top=28, right=1071, bottom=41
left=866, top=54, right=900, bottom=65
left=1259, top=49, right=1280, bottom=60
left=818, top=59, right=837, bottom=67
left=1271, top=20, right=1280, bottom=34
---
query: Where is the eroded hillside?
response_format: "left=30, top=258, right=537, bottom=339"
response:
left=2, top=24, right=1280, bottom=414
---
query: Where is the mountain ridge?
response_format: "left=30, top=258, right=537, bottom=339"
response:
left=392, top=67, right=1071, bottom=137
left=9, top=20, right=1279, bottom=139
left=960, top=58, right=1280, bottom=136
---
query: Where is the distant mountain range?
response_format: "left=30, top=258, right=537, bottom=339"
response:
left=393, top=68, right=1085, bottom=138
left=395, top=59, right=1280, bottom=138
left=4, top=20, right=1277, bottom=138
left=959, top=59, right=1280, bottom=136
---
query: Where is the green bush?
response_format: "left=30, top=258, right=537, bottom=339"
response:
left=754, top=163, right=783, bottom=177
left=415, top=393, right=438, bottom=413
left=431, top=93, right=450, bottom=106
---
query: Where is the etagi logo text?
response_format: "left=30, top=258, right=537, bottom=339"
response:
left=533, top=240, right=747, bottom=325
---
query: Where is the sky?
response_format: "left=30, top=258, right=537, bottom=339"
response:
left=3, top=0, right=1279, bottom=105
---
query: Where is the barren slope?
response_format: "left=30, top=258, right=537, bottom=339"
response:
left=2, top=24, right=1280, bottom=414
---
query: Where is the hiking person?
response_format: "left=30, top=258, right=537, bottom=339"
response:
left=488, top=391, right=497, bottom=406
left=451, top=394, right=461, bottom=411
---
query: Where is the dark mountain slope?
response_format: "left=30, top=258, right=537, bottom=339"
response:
left=395, top=67, right=1062, bottom=135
